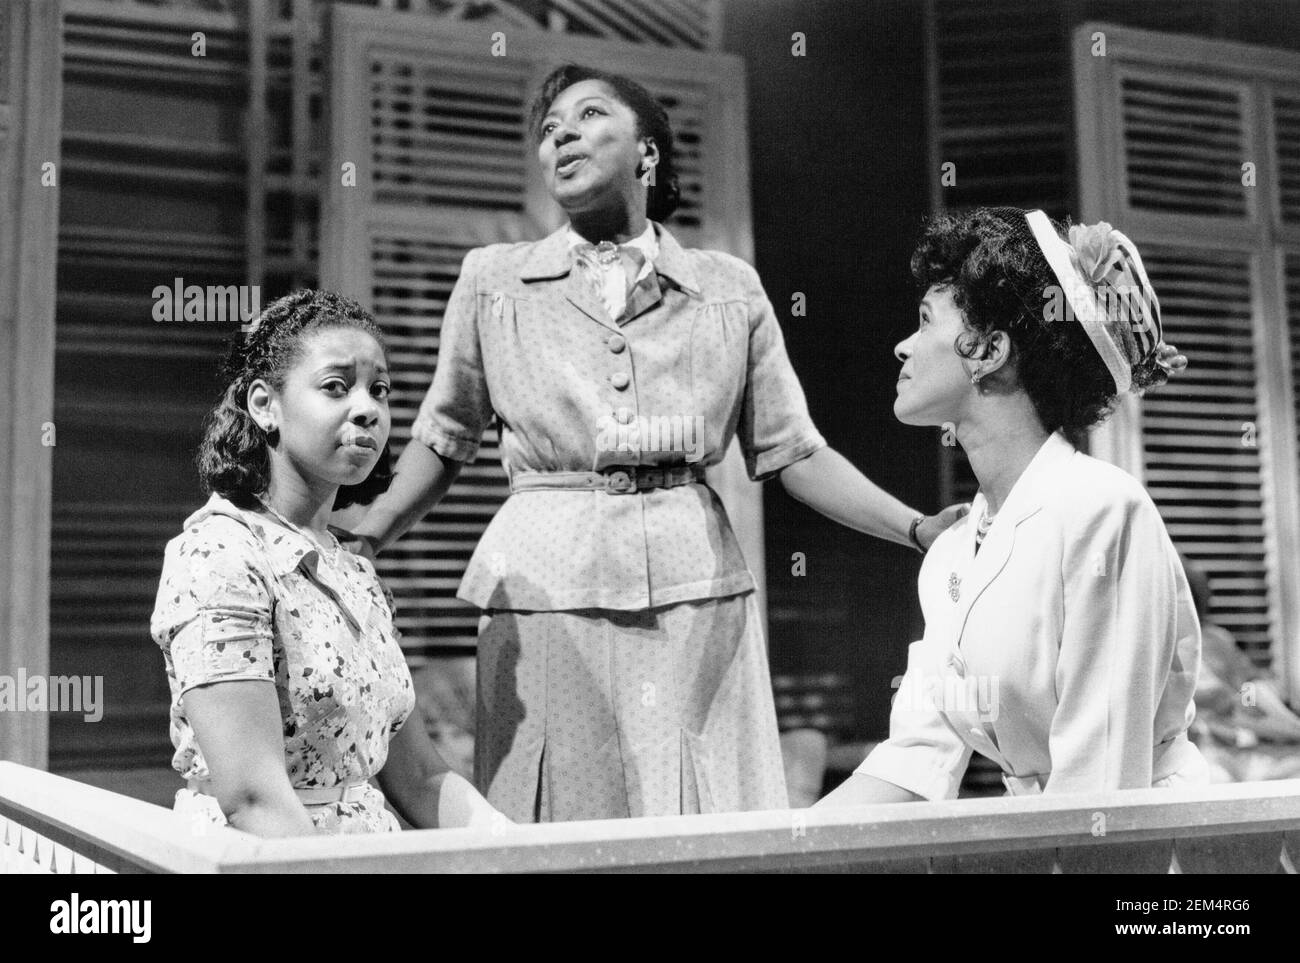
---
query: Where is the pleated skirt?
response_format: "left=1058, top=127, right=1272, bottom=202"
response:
left=475, top=591, right=789, bottom=822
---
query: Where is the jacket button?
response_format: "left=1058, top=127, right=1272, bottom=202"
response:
left=607, top=334, right=627, bottom=353
left=610, top=371, right=630, bottom=390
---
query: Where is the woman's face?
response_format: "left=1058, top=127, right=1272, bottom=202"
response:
left=536, top=79, right=647, bottom=216
left=893, top=285, right=977, bottom=426
left=260, top=327, right=391, bottom=492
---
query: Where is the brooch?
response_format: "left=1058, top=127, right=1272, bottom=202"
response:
left=948, top=572, right=961, bottom=602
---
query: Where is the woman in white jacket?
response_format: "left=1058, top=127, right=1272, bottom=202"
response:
left=820, top=207, right=1205, bottom=804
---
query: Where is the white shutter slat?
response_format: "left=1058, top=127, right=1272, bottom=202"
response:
left=1275, top=93, right=1300, bottom=225
left=1119, top=72, right=1249, bottom=220
left=368, top=52, right=532, bottom=211
left=1139, top=248, right=1275, bottom=663
left=369, top=229, right=510, bottom=655
left=1288, top=253, right=1300, bottom=514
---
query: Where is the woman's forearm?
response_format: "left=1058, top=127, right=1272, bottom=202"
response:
left=355, top=441, right=464, bottom=552
left=813, top=772, right=924, bottom=807
left=223, top=787, right=319, bottom=837
left=780, top=447, right=919, bottom=547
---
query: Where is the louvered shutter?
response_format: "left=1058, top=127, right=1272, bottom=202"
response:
left=1076, top=23, right=1300, bottom=690
left=1118, top=74, right=1253, bottom=219
left=1139, top=248, right=1272, bottom=656
left=926, top=0, right=1070, bottom=217
left=48, top=2, right=250, bottom=768
left=1278, top=93, right=1300, bottom=224
left=322, top=5, right=756, bottom=657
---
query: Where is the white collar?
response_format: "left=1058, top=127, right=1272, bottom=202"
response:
left=971, top=431, right=1076, bottom=525
left=184, top=493, right=339, bottom=577
left=565, top=222, right=659, bottom=264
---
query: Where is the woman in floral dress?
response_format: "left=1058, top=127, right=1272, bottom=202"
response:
left=152, top=290, right=502, bottom=835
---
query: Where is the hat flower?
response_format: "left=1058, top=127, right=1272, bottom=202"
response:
left=1067, top=221, right=1119, bottom=285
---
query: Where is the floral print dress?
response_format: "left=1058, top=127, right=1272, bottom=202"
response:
left=151, top=494, right=416, bottom=834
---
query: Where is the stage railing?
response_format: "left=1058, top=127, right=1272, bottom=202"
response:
left=2, top=762, right=1298, bottom=873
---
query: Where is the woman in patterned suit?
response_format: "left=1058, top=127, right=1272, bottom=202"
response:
left=350, top=64, right=967, bottom=822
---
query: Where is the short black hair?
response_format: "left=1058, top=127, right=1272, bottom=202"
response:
left=196, top=289, right=393, bottom=510
left=910, top=208, right=1170, bottom=448
left=528, top=63, right=681, bottom=222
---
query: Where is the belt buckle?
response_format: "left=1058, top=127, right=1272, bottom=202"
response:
left=605, top=469, right=636, bottom=494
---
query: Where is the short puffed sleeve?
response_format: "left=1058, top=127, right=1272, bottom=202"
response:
left=411, top=247, right=494, bottom=463
left=735, top=262, right=827, bottom=481
left=151, top=515, right=276, bottom=695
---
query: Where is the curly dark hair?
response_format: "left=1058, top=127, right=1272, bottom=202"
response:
left=528, top=63, right=681, bottom=222
left=196, top=289, right=393, bottom=510
left=910, top=208, right=1169, bottom=448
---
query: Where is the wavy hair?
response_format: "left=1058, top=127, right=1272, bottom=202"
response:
left=196, top=289, right=393, bottom=510
left=910, top=208, right=1171, bottom=448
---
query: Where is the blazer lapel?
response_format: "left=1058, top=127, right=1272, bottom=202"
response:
left=616, top=225, right=700, bottom=326
left=946, top=433, right=1077, bottom=651
left=948, top=503, right=1035, bottom=651
left=519, top=222, right=702, bottom=332
left=562, top=270, right=621, bottom=333
left=518, top=226, right=621, bottom=334
left=651, top=225, right=701, bottom=297
left=617, top=269, right=664, bottom=326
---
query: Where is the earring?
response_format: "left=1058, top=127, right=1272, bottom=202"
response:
left=970, top=368, right=982, bottom=385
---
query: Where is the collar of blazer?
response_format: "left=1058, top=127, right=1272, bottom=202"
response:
left=517, top=221, right=702, bottom=297
left=941, top=431, right=1077, bottom=650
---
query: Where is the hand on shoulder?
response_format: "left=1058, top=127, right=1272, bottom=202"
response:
left=916, top=502, right=971, bottom=551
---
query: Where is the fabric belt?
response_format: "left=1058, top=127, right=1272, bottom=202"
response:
left=187, top=778, right=369, bottom=806
left=509, top=464, right=705, bottom=495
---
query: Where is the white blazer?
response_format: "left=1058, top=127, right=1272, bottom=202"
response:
left=858, top=431, right=1207, bottom=799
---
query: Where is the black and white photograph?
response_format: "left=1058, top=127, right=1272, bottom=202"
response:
left=1, top=0, right=1299, bottom=902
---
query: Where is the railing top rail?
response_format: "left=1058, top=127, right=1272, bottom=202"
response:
left=0, top=761, right=261, bottom=874
left=4, top=762, right=1299, bottom=873
left=184, top=778, right=1300, bottom=873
